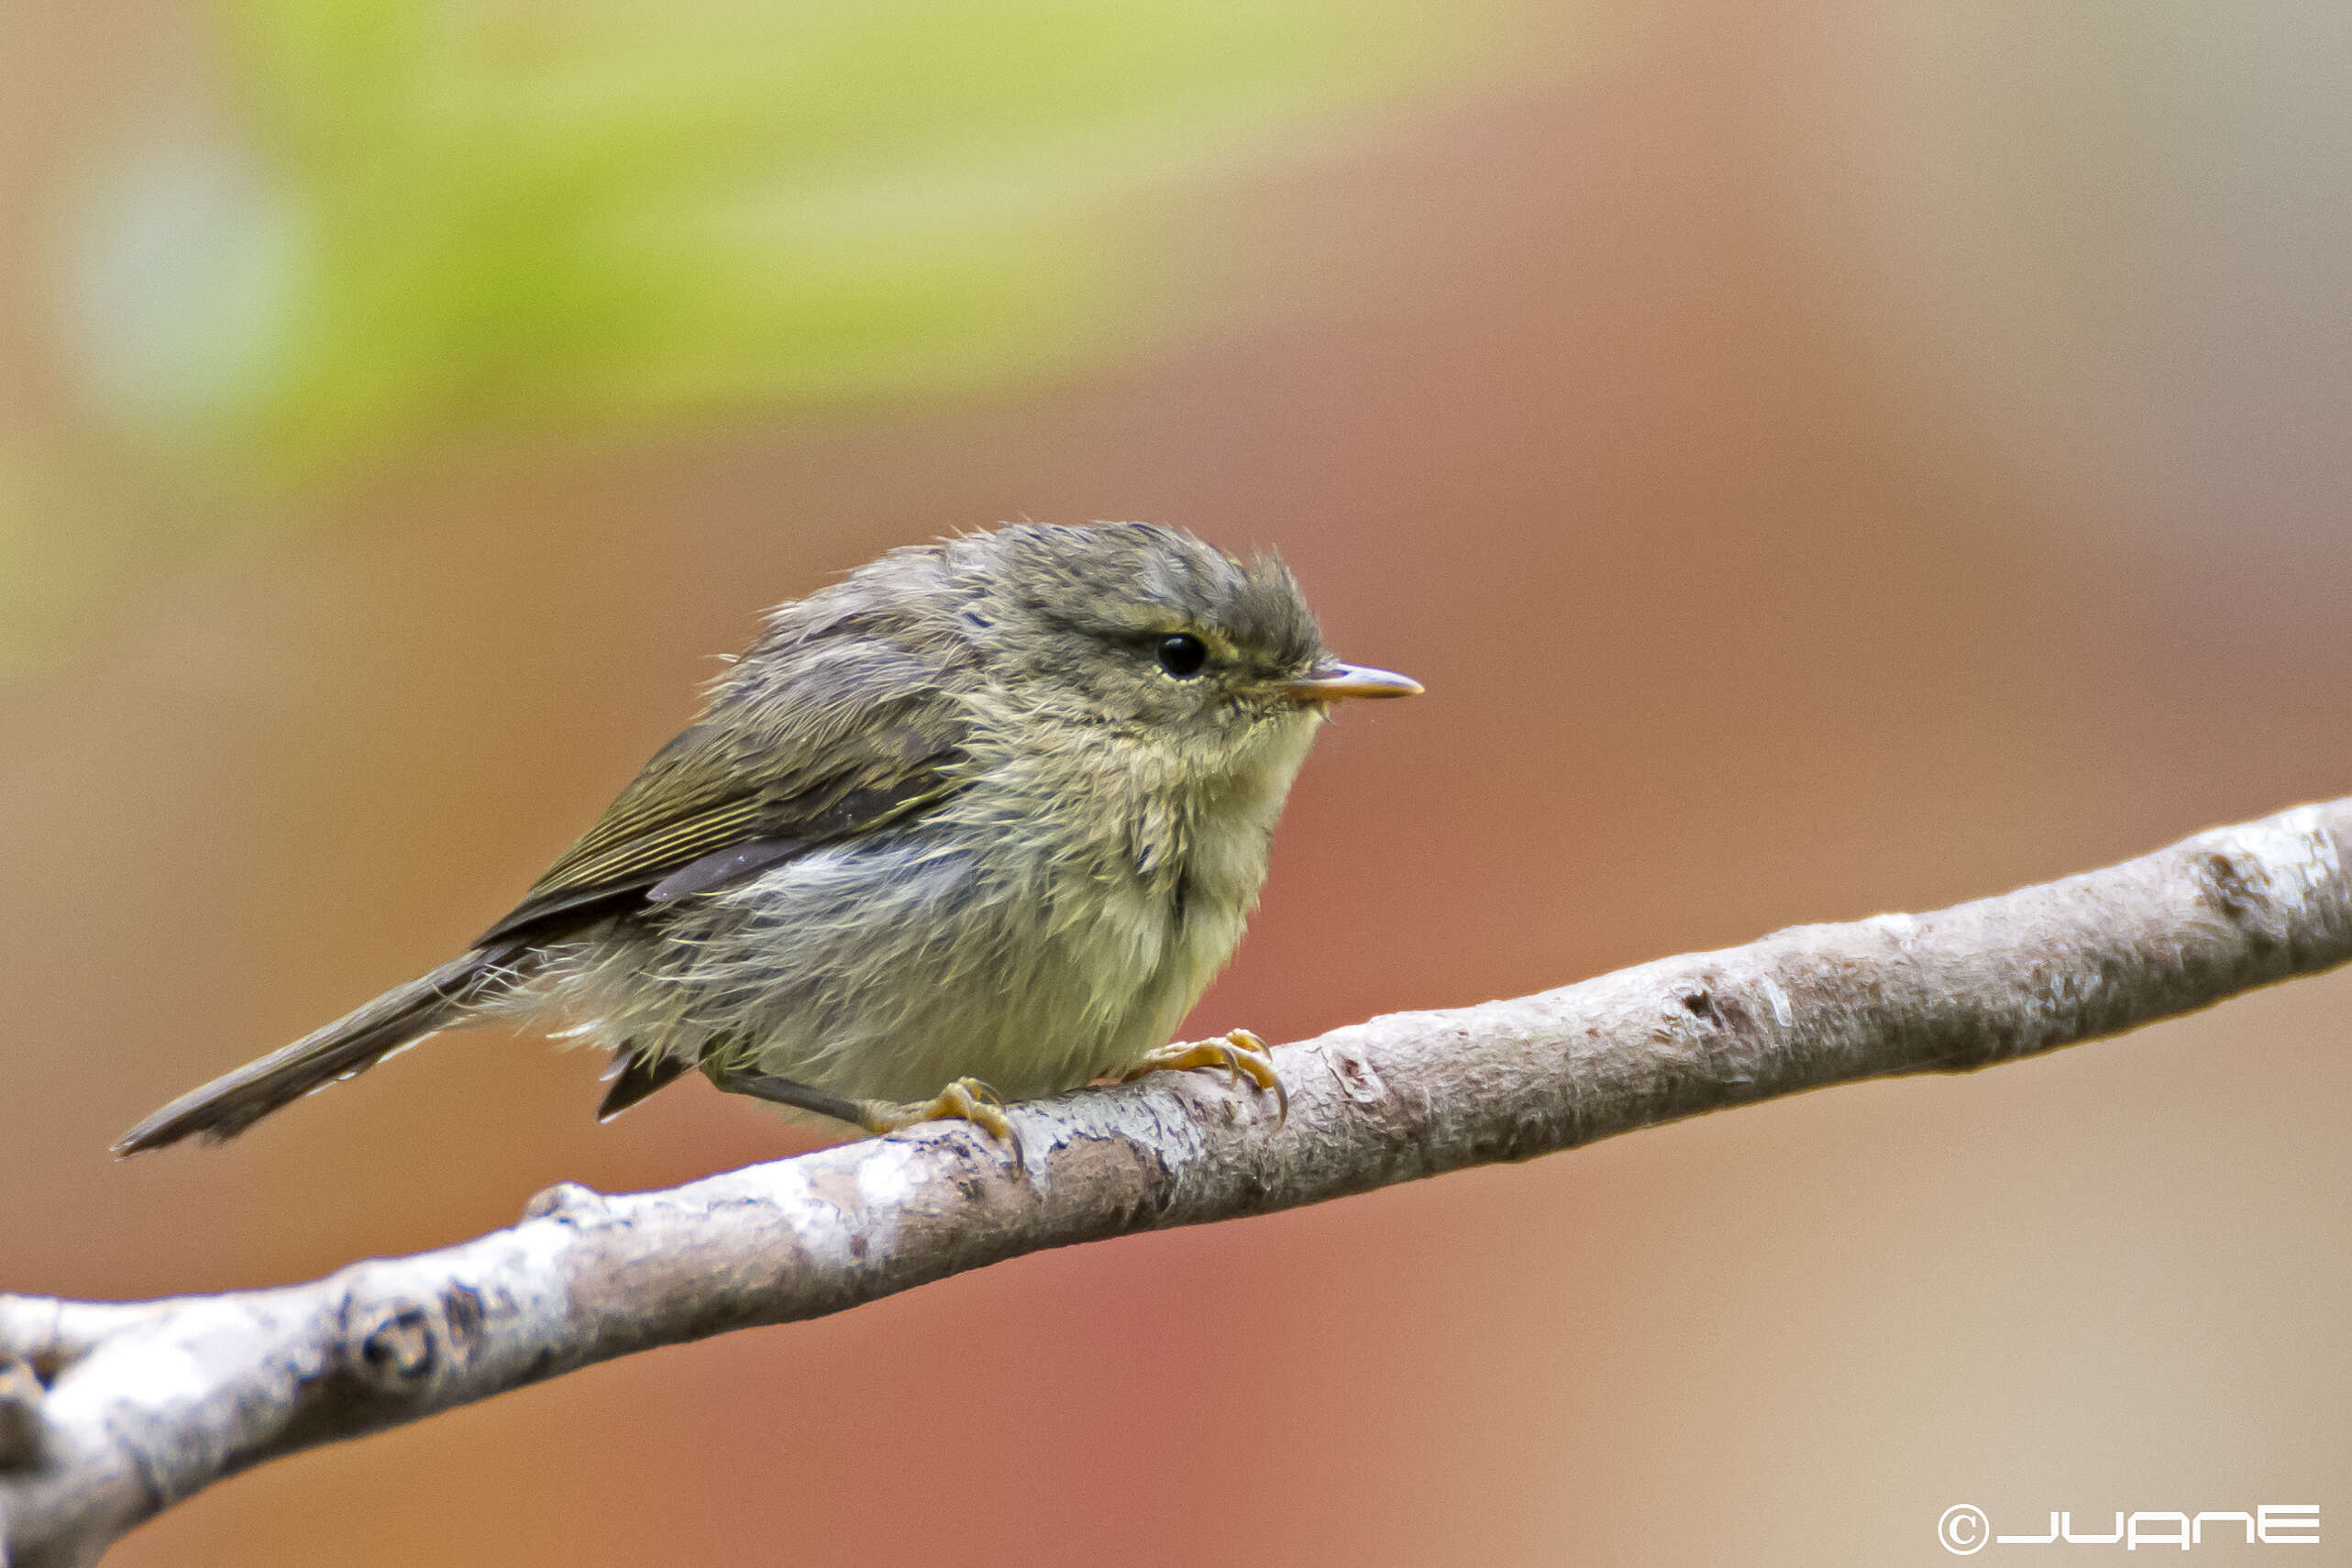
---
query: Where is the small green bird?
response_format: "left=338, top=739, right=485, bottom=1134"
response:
left=116, top=522, right=1419, bottom=1155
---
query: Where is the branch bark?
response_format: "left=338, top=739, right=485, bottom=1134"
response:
left=7, top=799, right=2351, bottom=1566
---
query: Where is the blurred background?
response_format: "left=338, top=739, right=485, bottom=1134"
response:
left=4, top=0, right=2348, bottom=1562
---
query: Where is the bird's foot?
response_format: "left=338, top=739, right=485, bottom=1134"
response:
left=857, top=1077, right=1021, bottom=1158
left=1121, top=1029, right=1287, bottom=1123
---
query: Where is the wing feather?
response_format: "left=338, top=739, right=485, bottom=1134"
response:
left=479, top=701, right=966, bottom=944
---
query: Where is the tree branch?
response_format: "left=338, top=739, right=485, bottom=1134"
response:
left=6, top=799, right=2350, bottom=1566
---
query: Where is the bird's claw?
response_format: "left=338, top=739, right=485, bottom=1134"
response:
left=1121, top=1029, right=1287, bottom=1124
left=858, top=1077, right=1022, bottom=1161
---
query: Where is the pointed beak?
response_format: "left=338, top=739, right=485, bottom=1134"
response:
left=1278, top=661, right=1424, bottom=702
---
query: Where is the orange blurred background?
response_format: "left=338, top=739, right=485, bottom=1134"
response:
left=4, top=3, right=2347, bottom=1564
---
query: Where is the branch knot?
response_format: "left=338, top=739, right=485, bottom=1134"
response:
left=521, top=1182, right=609, bottom=1224
left=0, top=1357, right=45, bottom=1472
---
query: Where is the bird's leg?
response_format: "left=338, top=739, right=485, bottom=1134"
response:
left=1121, top=1029, right=1287, bottom=1122
left=704, top=1066, right=871, bottom=1127
left=710, top=1066, right=1021, bottom=1156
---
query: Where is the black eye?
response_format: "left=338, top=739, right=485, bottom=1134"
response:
left=1155, top=633, right=1209, bottom=679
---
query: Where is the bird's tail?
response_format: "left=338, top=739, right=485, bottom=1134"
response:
left=113, top=949, right=506, bottom=1155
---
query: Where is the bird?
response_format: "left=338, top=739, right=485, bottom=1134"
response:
left=114, top=522, right=1420, bottom=1157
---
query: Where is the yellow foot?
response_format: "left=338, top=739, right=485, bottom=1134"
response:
left=1121, top=1029, right=1287, bottom=1123
left=856, top=1077, right=1021, bottom=1159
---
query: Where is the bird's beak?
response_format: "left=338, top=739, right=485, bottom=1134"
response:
left=1278, top=661, right=1424, bottom=702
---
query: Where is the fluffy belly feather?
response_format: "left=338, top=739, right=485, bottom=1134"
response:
left=513, top=815, right=1255, bottom=1105
left=501, top=713, right=1314, bottom=1110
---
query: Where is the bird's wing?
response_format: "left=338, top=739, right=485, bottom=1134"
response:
left=479, top=694, right=967, bottom=945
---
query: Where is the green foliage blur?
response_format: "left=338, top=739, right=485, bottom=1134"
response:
left=100, top=0, right=1516, bottom=476
left=1, top=0, right=1543, bottom=679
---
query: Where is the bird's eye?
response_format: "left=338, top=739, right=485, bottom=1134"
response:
left=1155, top=633, right=1209, bottom=679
